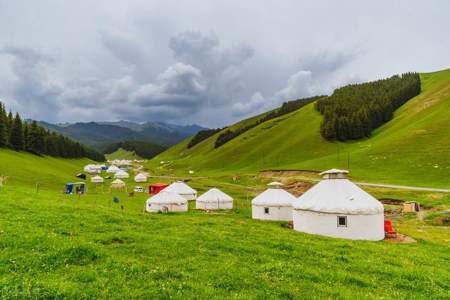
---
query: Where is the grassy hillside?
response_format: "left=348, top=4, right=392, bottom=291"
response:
left=151, top=69, right=450, bottom=188
left=0, top=149, right=91, bottom=189
left=0, top=174, right=449, bottom=298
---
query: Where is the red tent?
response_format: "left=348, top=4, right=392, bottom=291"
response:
left=149, top=183, right=168, bottom=195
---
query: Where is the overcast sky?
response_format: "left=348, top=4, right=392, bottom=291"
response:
left=0, top=1, right=449, bottom=127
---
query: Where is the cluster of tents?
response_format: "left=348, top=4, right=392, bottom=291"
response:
left=251, top=169, right=385, bottom=241
left=146, top=181, right=234, bottom=212
left=80, top=164, right=150, bottom=190
left=145, top=169, right=385, bottom=241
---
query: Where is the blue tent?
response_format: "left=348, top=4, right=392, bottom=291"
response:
left=76, top=173, right=87, bottom=180
left=65, top=182, right=86, bottom=194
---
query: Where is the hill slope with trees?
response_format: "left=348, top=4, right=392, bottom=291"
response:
left=0, top=103, right=104, bottom=161
left=149, top=69, right=450, bottom=188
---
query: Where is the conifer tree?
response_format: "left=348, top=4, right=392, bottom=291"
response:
left=0, top=103, right=8, bottom=147
left=10, top=113, right=24, bottom=150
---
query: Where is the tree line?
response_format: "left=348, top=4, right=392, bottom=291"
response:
left=316, top=73, right=421, bottom=141
left=214, top=96, right=322, bottom=148
left=187, top=128, right=223, bottom=149
left=0, top=102, right=105, bottom=161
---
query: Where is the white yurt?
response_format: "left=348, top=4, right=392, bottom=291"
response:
left=90, top=175, right=104, bottom=183
left=111, top=179, right=126, bottom=189
left=146, top=190, right=188, bottom=213
left=134, top=173, right=147, bottom=183
left=164, top=181, right=197, bottom=200
left=251, top=182, right=297, bottom=221
left=196, top=188, right=233, bottom=210
left=293, top=169, right=384, bottom=241
left=106, top=165, right=120, bottom=173
left=114, top=170, right=129, bottom=179
left=84, top=164, right=100, bottom=174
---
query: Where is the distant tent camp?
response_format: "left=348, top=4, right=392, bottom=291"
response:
left=111, top=179, right=126, bottom=189
left=164, top=181, right=197, bottom=200
left=134, top=173, right=147, bottom=183
left=146, top=190, right=188, bottom=213
left=196, top=188, right=233, bottom=210
left=91, top=175, right=104, bottom=183
left=251, top=182, right=296, bottom=221
left=114, top=170, right=129, bottom=179
left=293, top=169, right=384, bottom=241
left=106, top=165, right=120, bottom=173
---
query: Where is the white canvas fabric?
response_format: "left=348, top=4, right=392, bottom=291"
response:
left=293, top=179, right=383, bottom=214
left=114, top=170, right=129, bottom=179
left=134, top=173, right=147, bottom=182
left=91, top=175, right=104, bottom=183
left=292, top=169, right=384, bottom=241
left=111, top=179, right=125, bottom=188
left=146, top=190, right=188, bottom=212
left=251, top=186, right=296, bottom=221
left=164, top=181, right=197, bottom=200
left=196, top=188, right=233, bottom=210
left=106, top=165, right=120, bottom=173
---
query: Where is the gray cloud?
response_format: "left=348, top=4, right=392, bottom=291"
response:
left=0, top=1, right=449, bottom=126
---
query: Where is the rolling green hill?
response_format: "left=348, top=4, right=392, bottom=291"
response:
left=151, top=69, right=450, bottom=188
left=105, top=148, right=143, bottom=161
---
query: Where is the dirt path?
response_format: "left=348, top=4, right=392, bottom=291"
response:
left=355, top=182, right=450, bottom=193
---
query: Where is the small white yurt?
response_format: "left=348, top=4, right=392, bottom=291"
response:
left=251, top=182, right=296, bottom=221
left=134, top=173, right=147, bottom=183
left=146, top=190, right=188, bottom=213
left=196, top=188, right=233, bottom=210
left=90, top=175, right=104, bottom=183
left=114, top=170, right=129, bottom=179
left=164, top=181, right=197, bottom=200
left=293, top=169, right=384, bottom=241
left=111, top=179, right=126, bottom=189
left=106, top=165, right=120, bottom=173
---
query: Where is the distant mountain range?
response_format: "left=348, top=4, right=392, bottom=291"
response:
left=36, top=120, right=206, bottom=150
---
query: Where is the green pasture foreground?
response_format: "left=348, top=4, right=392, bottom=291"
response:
left=0, top=180, right=449, bottom=299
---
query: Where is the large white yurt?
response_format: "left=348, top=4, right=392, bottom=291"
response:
left=114, top=170, right=129, bottom=179
left=134, top=173, right=147, bottom=183
left=251, top=182, right=297, bottom=221
left=293, top=169, right=384, bottom=241
left=196, top=188, right=233, bottom=210
left=90, top=175, right=104, bottom=183
left=111, top=179, right=126, bottom=189
left=106, top=165, right=120, bottom=173
left=146, top=190, right=188, bottom=213
left=84, top=164, right=100, bottom=174
left=164, top=181, right=197, bottom=200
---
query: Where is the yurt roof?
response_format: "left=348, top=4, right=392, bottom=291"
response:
left=197, top=188, right=233, bottom=203
left=293, top=179, right=384, bottom=215
left=165, top=181, right=197, bottom=195
left=107, top=165, right=120, bottom=172
left=146, top=190, right=187, bottom=205
left=111, top=179, right=125, bottom=185
left=319, top=169, right=349, bottom=176
left=115, top=170, right=129, bottom=176
left=134, top=173, right=147, bottom=179
left=252, top=188, right=296, bottom=206
left=91, top=175, right=104, bottom=182
left=267, top=181, right=284, bottom=187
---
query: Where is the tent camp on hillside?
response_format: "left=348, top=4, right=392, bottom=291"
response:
left=146, top=190, right=188, bottom=213
left=196, top=188, right=233, bottom=210
left=252, top=182, right=296, bottom=221
left=293, top=169, right=385, bottom=241
left=164, top=181, right=197, bottom=200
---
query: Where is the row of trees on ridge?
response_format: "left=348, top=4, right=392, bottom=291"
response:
left=0, top=102, right=105, bottom=161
